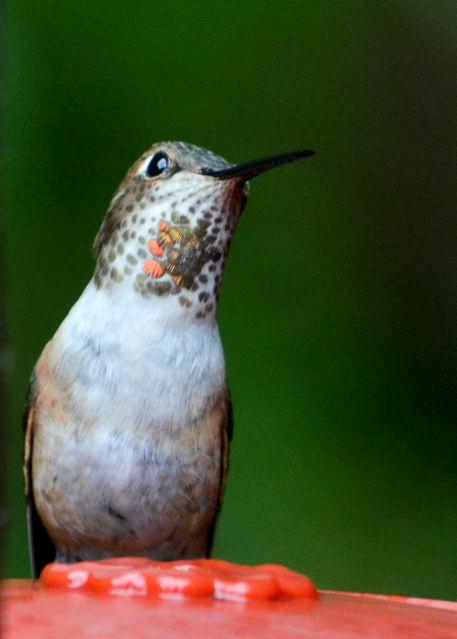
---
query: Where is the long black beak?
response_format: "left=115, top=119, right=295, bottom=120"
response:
left=201, top=149, right=315, bottom=181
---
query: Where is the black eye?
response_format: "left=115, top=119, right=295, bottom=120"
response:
left=145, top=152, right=169, bottom=178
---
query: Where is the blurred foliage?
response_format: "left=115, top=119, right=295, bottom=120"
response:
left=3, top=1, right=457, bottom=599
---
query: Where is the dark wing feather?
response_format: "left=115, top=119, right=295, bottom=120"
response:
left=23, top=377, right=56, bottom=578
left=205, top=394, right=233, bottom=556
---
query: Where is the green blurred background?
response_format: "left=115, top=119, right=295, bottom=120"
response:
left=3, top=1, right=457, bottom=598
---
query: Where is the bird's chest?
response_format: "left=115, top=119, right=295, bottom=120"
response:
left=31, top=306, right=227, bottom=557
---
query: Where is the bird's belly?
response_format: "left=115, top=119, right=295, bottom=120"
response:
left=32, top=405, right=224, bottom=561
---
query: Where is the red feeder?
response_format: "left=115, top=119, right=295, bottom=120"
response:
left=2, top=558, right=456, bottom=638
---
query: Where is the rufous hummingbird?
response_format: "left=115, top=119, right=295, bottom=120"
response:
left=23, top=141, right=314, bottom=577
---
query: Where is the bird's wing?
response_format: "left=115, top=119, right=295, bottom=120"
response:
left=23, top=375, right=56, bottom=578
left=205, top=392, right=233, bottom=556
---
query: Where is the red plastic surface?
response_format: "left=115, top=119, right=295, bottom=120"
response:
left=2, top=559, right=457, bottom=639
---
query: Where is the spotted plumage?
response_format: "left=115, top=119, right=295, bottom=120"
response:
left=92, top=144, right=241, bottom=318
left=23, top=141, right=314, bottom=577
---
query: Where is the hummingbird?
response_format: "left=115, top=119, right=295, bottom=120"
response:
left=23, top=141, right=314, bottom=577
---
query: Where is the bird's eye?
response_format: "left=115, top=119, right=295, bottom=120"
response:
left=145, top=152, right=169, bottom=178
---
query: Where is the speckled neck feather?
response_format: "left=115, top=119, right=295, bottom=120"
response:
left=93, top=141, right=246, bottom=320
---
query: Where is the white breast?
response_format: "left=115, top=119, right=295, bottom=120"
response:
left=49, top=279, right=227, bottom=432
